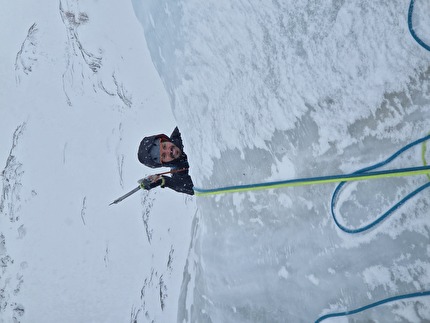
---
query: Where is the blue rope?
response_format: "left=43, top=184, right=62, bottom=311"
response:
left=331, top=134, right=430, bottom=234
left=315, top=290, right=430, bottom=323
left=324, top=134, right=430, bottom=321
left=408, top=0, right=430, bottom=51
left=316, top=2, right=430, bottom=322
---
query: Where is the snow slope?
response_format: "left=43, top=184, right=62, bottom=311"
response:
left=1, top=0, right=430, bottom=322
left=1, top=0, right=196, bottom=322
left=132, top=0, right=430, bottom=321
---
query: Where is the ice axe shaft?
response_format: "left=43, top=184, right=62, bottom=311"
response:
left=109, top=168, right=188, bottom=205
left=109, top=186, right=141, bottom=206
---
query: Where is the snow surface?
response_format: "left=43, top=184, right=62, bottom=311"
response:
left=1, top=0, right=430, bottom=322
left=1, top=0, right=195, bottom=322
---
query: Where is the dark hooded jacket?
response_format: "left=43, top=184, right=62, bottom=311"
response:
left=138, top=127, right=194, bottom=195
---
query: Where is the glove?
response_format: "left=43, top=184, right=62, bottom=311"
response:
left=138, top=177, right=152, bottom=190
left=138, top=175, right=161, bottom=190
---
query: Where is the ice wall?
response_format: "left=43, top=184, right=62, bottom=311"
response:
left=132, top=0, right=430, bottom=321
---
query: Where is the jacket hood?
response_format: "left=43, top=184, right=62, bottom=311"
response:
left=138, top=127, right=188, bottom=168
left=137, top=134, right=169, bottom=168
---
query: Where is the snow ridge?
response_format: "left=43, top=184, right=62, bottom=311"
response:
left=0, top=123, right=27, bottom=322
left=15, top=23, right=38, bottom=85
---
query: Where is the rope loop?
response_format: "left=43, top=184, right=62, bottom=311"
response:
left=330, top=134, right=430, bottom=234
left=408, top=0, right=430, bottom=51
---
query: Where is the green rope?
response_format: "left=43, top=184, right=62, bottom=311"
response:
left=194, top=135, right=430, bottom=196
left=194, top=166, right=430, bottom=196
left=422, top=134, right=430, bottom=180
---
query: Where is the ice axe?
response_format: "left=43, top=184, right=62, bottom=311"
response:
left=109, top=168, right=188, bottom=205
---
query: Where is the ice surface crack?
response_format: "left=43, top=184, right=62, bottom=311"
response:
left=0, top=123, right=26, bottom=322
left=141, top=191, right=155, bottom=244
left=15, top=23, right=38, bottom=84
left=80, top=196, right=87, bottom=225
left=59, top=1, right=100, bottom=72
left=112, top=73, right=132, bottom=108
left=1, top=123, right=26, bottom=223
left=59, top=0, right=102, bottom=106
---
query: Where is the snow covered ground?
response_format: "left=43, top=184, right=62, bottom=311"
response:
left=1, top=0, right=430, bottom=322
left=1, top=0, right=195, bottom=322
